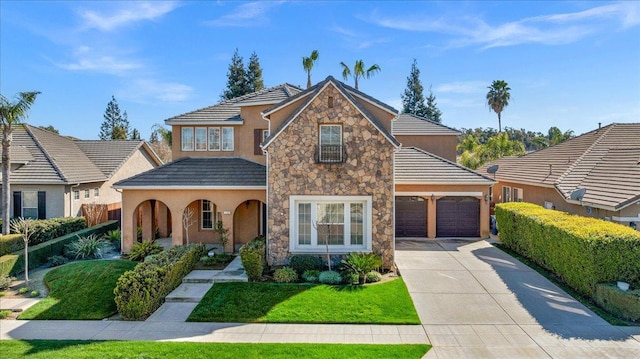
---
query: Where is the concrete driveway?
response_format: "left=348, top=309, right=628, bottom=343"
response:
left=396, top=238, right=640, bottom=358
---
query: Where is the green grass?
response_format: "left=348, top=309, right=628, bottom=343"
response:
left=188, top=277, right=420, bottom=324
left=1, top=340, right=430, bottom=359
left=19, top=259, right=136, bottom=320
left=494, top=243, right=635, bottom=326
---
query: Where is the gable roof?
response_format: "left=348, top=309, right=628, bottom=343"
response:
left=1, top=124, right=158, bottom=185
left=261, top=76, right=400, bottom=149
left=481, top=123, right=640, bottom=210
left=165, top=84, right=302, bottom=125
left=113, top=157, right=266, bottom=189
left=393, top=114, right=461, bottom=136
left=396, top=147, right=495, bottom=185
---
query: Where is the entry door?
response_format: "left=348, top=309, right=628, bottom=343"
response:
left=395, top=196, right=427, bottom=237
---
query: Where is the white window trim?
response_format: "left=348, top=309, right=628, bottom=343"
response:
left=201, top=200, right=214, bottom=230
left=208, top=127, right=221, bottom=151
left=194, top=127, right=208, bottom=152
left=181, top=127, right=194, bottom=151
left=222, top=127, right=234, bottom=151
left=289, top=195, right=372, bottom=253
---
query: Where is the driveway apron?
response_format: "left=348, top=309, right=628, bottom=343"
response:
left=395, top=238, right=640, bottom=359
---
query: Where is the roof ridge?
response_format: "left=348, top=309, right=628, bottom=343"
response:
left=403, top=146, right=496, bottom=182
left=24, top=124, right=68, bottom=182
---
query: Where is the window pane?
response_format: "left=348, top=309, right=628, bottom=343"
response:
left=317, top=203, right=344, bottom=245
left=208, top=127, right=220, bottom=151
left=320, top=125, right=341, bottom=146
left=23, top=191, right=37, bottom=207
left=85, top=189, right=90, bottom=198
left=222, top=127, right=234, bottom=151
left=182, top=127, right=194, bottom=151
left=195, top=127, right=207, bottom=151
left=94, top=188, right=99, bottom=197
left=202, top=200, right=213, bottom=229
left=298, top=203, right=311, bottom=245
left=23, top=208, right=38, bottom=219
left=350, top=203, right=363, bottom=245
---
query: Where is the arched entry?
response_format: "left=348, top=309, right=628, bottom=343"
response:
left=233, top=200, right=266, bottom=252
left=395, top=196, right=427, bottom=237
left=182, top=199, right=220, bottom=246
left=133, top=199, right=172, bottom=243
left=436, top=196, right=480, bottom=237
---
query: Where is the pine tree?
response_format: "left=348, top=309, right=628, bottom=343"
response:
left=425, top=86, right=442, bottom=123
left=99, top=96, right=130, bottom=140
left=246, top=51, right=264, bottom=93
left=401, top=59, right=428, bottom=118
left=130, top=128, right=140, bottom=140
left=221, top=49, right=249, bottom=100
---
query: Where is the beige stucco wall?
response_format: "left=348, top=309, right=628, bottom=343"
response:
left=396, top=184, right=492, bottom=238
left=395, top=134, right=458, bottom=162
left=265, top=96, right=310, bottom=137
left=265, top=83, right=396, bottom=268
left=121, top=188, right=266, bottom=253
left=9, top=184, right=66, bottom=218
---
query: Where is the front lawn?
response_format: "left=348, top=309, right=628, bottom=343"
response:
left=19, top=260, right=136, bottom=320
left=188, top=277, right=420, bottom=324
left=2, top=340, right=430, bottom=359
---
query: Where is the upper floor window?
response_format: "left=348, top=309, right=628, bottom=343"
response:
left=181, top=126, right=234, bottom=152
left=182, top=127, right=194, bottom=151
left=195, top=127, right=207, bottom=151
left=317, top=124, right=343, bottom=163
left=208, top=127, right=221, bottom=151
left=222, top=127, right=234, bottom=151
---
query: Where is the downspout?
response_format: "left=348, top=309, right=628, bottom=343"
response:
left=69, top=183, right=80, bottom=217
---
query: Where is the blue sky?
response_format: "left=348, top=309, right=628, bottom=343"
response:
left=1, top=1, right=639, bottom=140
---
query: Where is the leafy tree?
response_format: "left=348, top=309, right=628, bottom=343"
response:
left=130, top=128, right=141, bottom=140
left=151, top=123, right=172, bottom=146
left=401, top=59, right=428, bottom=118
left=458, top=132, right=524, bottom=170
left=149, top=123, right=172, bottom=163
left=486, top=80, right=511, bottom=132
left=221, top=49, right=249, bottom=100
left=0, top=91, right=40, bottom=234
left=38, top=125, right=59, bottom=134
left=99, top=96, right=130, bottom=140
left=425, top=86, right=442, bottom=123
left=302, top=50, right=319, bottom=89
left=246, top=51, right=264, bottom=93
left=339, top=60, right=380, bottom=90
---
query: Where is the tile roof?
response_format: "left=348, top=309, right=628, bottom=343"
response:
left=481, top=123, right=640, bottom=210
left=165, top=84, right=302, bottom=124
left=1, top=124, right=156, bottom=185
left=395, top=147, right=496, bottom=185
left=393, top=114, right=461, bottom=136
left=262, top=76, right=400, bottom=148
left=113, top=157, right=266, bottom=188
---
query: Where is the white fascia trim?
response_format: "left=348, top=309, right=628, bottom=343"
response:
left=113, top=185, right=266, bottom=190
left=612, top=215, right=640, bottom=222
left=395, top=181, right=495, bottom=186
left=347, top=91, right=398, bottom=116
left=165, top=120, right=244, bottom=126
left=232, top=100, right=280, bottom=107
left=396, top=191, right=484, bottom=197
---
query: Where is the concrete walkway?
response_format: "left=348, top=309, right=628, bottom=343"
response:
left=396, top=238, right=640, bottom=358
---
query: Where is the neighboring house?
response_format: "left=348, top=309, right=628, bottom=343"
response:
left=480, top=123, right=640, bottom=227
left=115, top=77, right=495, bottom=267
left=0, top=124, right=162, bottom=221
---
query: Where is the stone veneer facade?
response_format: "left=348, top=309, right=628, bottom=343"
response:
left=265, top=84, right=396, bottom=268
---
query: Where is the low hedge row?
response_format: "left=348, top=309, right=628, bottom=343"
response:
left=0, top=217, right=86, bottom=256
left=495, top=202, right=640, bottom=297
left=239, top=236, right=266, bottom=281
left=0, top=220, right=118, bottom=277
left=594, top=283, right=640, bottom=322
left=114, top=244, right=205, bottom=320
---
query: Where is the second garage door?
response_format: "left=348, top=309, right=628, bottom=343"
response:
left=436, top=196, right=480, bottom=237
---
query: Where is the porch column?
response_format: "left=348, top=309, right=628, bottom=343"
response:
left=171, top=206, right=183, bottom=247
left=427, top=196, right=437, bottom=238
left=157, top=202, right=169, bottom=238
left=141, top=201, right=153, bottom=241
left=122, top=198, right=136, bottom=254
left=221, top=210, right=234, bottom=253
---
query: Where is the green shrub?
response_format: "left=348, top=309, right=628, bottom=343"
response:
left=239, top=236, right=266, bottom=282
left=366, top=271, right=382, bottom=283
left=114, top=244, right=205, bottom=320
left=289, top=255, right=324, bottom=274
left=496, top=202, right=640, bottom=296
left=301, top=269, right=321, bottom=283
left=0, top=274, right=14, bottom=289
left=0, top=309, right=11, bottom=319
left=274, top=267, right=298, bottom=283
left=65, top=234, right=109, bottom=260
left=10, top=217, right=86, bottom=247
left=594, top=283, right=640, bottom=322
left=200, top=255, right=216, bottom=266
left=342, top=271, right=359, bottom=285
left=47, top=255, right=68, bottom=267
left=104, top=229, right=121, bottom=244
left=30, top=290, right=40, bottom=297
left=0, top=234, right=25, bottom=256
left=129, top=240, right=163, bottom=262
left=0, top=221, right=118, bottom=277
left=318, top=270, right=342, bottom=285
left=341, top=252, right=382, bottom=285
left=18, top=287, right=28, bottom=294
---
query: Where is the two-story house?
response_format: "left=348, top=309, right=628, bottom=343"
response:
left=115, top=76, right=495, bottom=267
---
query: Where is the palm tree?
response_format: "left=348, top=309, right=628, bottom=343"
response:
left=486, top=80, right=511, bottom=132
left=339, top=60, right=381, bottom=90
left=302, top=50, right=319, bottom=89
left=0, top=91, right=40, bottom=234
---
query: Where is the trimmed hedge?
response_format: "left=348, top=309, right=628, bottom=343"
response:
left=114, top=244, right=205, bottom=320
left=0, top=217, right=86, bottom=256
left=0, top=220, right=118, bottom=277
left=495, top=202, right=640, bottom=297
left=239, top=236, right=266, bottom=282
left=594, top=283, right=640, bottom=322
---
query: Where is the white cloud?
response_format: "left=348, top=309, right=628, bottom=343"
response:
left=79, top=1, right=179, bottom=32
left=124, top=79, right=193, bottom=103
left=57, top=46, right=142, bottom=75
left=329, top=24, right=389, bottom=49
left=435, top=81, right=487, bottom=94
left=365, top=2, right=640, bottom=49
left=205, top=1, right=283, bottom=27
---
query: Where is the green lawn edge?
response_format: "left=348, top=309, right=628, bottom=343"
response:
left=188, top=277, right=421, bottom=324
left=2, top=340, right=431, bottom=359
left=493, top=243, right=636, bottom=326
left=19, top=259, right=136, bottom=320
